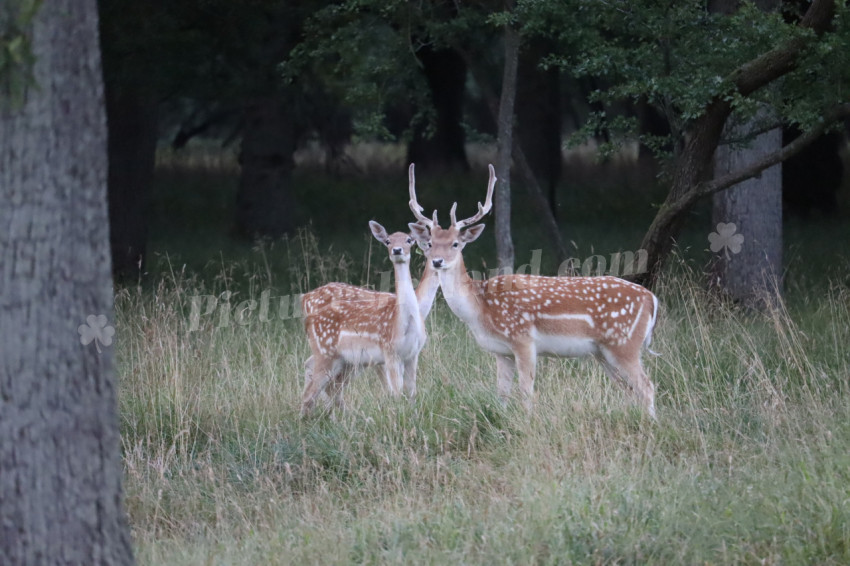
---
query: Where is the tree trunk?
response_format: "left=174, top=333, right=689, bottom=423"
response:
left=0, top=1, right=135, bottom=564
left=495, top=25, right=520, bottom=271
left=234, top=96, right=298, bottom=239
left=635, top=100, right=730, bottom=287
left=712, top=112, right=783, bottom=306
left=105, top=87, right=157, bottom=282
left=516, top=38, right=562, bottom=218
left=407, top=46, right=469, bottom=173
left=635, top=0, right=835, bottom=289
left=462, top=49, right=568, bottom=263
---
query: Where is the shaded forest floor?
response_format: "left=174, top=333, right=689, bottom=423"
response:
left=119, top=148, right=850, bottom=564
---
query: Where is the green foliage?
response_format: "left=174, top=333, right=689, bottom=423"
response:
left=777, top=2, right=850, bottom=129
left=286, top=5, right=425, bottom=141
left=0, top=0, right=41, bottom=109
left=534, top=0, right=850, bottom=155
left=285, top=0, right=513, bottom=142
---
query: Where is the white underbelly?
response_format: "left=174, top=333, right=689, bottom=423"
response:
left=535, top=334, right=597, bottom=358
left=340, top=348, right=384, bottom=366
left=338, top=331, right=384, bottom=365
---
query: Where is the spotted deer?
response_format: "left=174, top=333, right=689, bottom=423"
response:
left=409, top=164, right=659, bottom=417
left=300, top=167, right=440, bottom=410
left=300, top=220, right=427, bottom=415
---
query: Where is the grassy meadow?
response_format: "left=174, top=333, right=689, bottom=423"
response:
left=118, top=148, right=850, bottom=564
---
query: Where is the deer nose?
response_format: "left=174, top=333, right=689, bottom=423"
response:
left=432, top=258, right=444, bottom=269
left=392, top=247, right=403, bottom=255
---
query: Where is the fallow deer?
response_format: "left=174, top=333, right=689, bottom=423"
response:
left=409, top=164, right=660, bottom=417
left=300, top=220, right=427, bottom=415
left=300, top=166, right=440, bottom=409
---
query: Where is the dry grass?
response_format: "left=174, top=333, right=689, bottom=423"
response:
left=116, top=244, right=850, bottom=564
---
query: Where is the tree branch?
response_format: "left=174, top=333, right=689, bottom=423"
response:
left=459, top=47, right=569, bottom=263
left=729, top=0, right=834, bottom=97
left=668, top=103, right=850, bottom=221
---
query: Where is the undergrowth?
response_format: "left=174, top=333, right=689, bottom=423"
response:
left=117, top=239, right=850, bottom=564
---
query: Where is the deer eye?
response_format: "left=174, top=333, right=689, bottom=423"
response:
left=427, top=242, right=432, bottom=248
left=406, top=237, right=413, bottom=244
left=384, top=239, right=390, bottom=245
left=452, top=242, right=459, bottom=248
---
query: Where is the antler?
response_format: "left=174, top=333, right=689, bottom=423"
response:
left=407, top=163, right=434, bottom=228
left=452, top=163, right=496, bottom=228
left=412, top=210, right=438, bottom=229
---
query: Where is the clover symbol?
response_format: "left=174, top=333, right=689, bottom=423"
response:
left=78, top=314, right=115, bottom=353
left=709, top=222, right=745, bottom=259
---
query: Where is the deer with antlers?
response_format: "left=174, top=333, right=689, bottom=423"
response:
left=408, top=164, right=659, bottom=417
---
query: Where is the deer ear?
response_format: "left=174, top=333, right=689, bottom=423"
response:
left=408, top=222, right=430, bottom=246
left=460, top=223, right=485, bottom=243
left=369, top=221, right=388, bottom=242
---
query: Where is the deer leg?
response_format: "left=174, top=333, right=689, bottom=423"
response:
left=325, top=363, right=355, bottom=411
left=403, top=355, right=419, bottom=398
left=513, top=341, right=537, bottom=412
left=622, top=360, right=656, bottom=419
left=304, top=355, right=316, bottom=389
left=301, top=356, right=342, bottom=416
left=596, top=351, right=628, bottom=387
left=305, top=355, right=333, bottom=406
left=383, top=357, right=404, bottom=396
left=597, top=347, right=656, bottom=419
left=495, top=354, right=516, bottom=403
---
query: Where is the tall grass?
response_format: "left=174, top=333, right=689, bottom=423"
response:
left=116, top=234, right=850, bottom=564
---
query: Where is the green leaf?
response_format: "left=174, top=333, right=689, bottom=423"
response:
left=7, top=36, right=24, bottom=64
left=16, top=0, right=44, bottom=28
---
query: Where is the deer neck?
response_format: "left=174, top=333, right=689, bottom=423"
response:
left=393, top=260, right=420, bottom=323
left=415, top=261, right=441, bottom=319
left=437, top=256, right=484, bottom=325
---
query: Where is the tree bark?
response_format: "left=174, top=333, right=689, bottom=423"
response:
left=712, top=111, right=783, bottom=306
left=462, top=50, right=569, bottom=264
left=709, top=0, right=783, bottom=307
left=407, top=45, right=469, bottom=173
left=0, top=1, right=135, bottom=564
left=634, top=0, right=836, bottom=289
left=234, top=95, right=298, bottom=239
left=495, top=24, right=520, bottom=271
left=516, top=37, right=562, bottom=218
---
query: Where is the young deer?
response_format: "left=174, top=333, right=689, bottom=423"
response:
left=300, top=166, right=440, bottom=409
left=301, top=220, right=427, bottom=415
left=409, top=164, right=659, bottom=417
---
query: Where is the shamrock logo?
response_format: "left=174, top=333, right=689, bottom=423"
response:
left=708, top=222, right=744, bottom=259
left=78, top=314, right=115, bottom=353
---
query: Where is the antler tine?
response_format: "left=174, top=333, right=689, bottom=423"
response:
left=407, top=163, right=434, bottom=228
left=448, top=202, right=458, bottom=227
left=455, top=163, right=496, bottom=228
left=432, top=210, right=438, bottom=225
